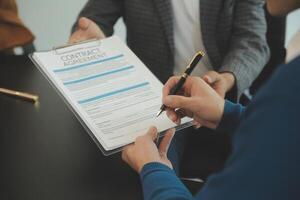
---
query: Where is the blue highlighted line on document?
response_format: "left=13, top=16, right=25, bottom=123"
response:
left=53, top=54, right=124, bottom=73
left=63, top=65, right=134, bottom=86
left=78, top=82, right=150, bottom=105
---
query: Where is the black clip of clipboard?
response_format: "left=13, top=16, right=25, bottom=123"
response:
left=52, top=39, right=102, bottom=55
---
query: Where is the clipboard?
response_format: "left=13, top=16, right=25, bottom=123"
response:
left=29, top=37, right=193, bottom=156
left=52, top=39, right=101, bottom=55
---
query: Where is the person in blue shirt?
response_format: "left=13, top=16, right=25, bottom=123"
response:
left=121, top=0, right=300, bottom=199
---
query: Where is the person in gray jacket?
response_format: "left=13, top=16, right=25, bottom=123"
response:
left=69, top=0, right=270, bottom=179
left=70, top=0, right=269, bottom=100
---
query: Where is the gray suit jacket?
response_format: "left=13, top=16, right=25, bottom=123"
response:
left=75, top=0, right=270, bottom=99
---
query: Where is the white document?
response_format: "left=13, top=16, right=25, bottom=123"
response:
left=31, top=36, right=192, bottom=153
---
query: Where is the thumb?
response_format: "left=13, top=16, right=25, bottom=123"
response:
left=146, top=126, right=158, bottom=141
left=203, top=71, right=220, bottom=84
left=78, top=17, right=91, bottom=30
left=159, top=129, right=175, bottom=156
left=69, top=17, right=92, bottom=44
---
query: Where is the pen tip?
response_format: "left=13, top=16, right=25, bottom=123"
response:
left=156, top=110, right=163, bottom=118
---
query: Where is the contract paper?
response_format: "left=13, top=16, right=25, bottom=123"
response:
left=31, top=36, right=192, bottom=153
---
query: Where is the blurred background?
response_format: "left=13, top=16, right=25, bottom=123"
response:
left=16, top=0, right=125, bottom=50
left=17, top=0, right=300, bottom=51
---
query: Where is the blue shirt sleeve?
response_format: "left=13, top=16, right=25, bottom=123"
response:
left=140, top=162, right=194, bottom=200
left=216, top=100, right=246, bottom=136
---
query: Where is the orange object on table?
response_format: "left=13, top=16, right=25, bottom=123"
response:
left=0, top=0, right=34, bottom=52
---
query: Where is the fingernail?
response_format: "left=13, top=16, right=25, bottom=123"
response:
left=149, top=126, right=157, bottom=133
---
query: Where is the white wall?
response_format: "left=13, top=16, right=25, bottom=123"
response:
left=17, top=1, right=299, bottom=51
left=286, top=10, right=300, bottom=45
left=17, top=0, right=126, bottom=51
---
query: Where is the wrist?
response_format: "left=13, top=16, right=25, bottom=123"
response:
left=138, top=159, right=172, bottom=173
left=137, top=157, right=163, bottom=173
left=140, top=162, right=174, bottom=178
left=138, top=160, right=156, bottom=173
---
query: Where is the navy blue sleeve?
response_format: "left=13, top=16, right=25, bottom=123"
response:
left=217, top=100, right=245, bottom=135
left=140, top=162, right=194, bottom=200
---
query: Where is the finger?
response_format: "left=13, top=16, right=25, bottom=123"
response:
left=166, top=109, right=181, bottom=125
left=162, top=76, right=181, bottom=97
left=69, top=17, right=95, bottom=44
left=159, top=128, right=175, bottom=156
left=174, top=109, right=189, bottom=125
left=175, top=109, right=188, bottom=119
left=197, top=118, right=218, bottom=130
left=163, top=95, right=193, bottom=110
left=69, top=31, right=89, bottom=44
left=203, top=71, right=220, bottom=84
left=122, top=145, right=132, bottom=162
left=78, top=17, right=91, bottom=30
left=192, top=120, right=202, bottom=129
left=203, top=75, right=212, bottom=84
left=177, top=108, right=195, bottom=119
left=166, top=108, right=179, bottom=122
left=146, top=126, right=158, bottom=141
left=121, top=150, right=127, bottom=162
left=214, top=87, right=226, bottom=98
left=69, top=31, right=81, bottom=44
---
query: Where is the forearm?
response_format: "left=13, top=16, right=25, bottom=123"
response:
left=141, top=163, right=194, bottom=200
left=220, top=0, right=270, bottom=99
left=217, top=100, right=245, bottom=135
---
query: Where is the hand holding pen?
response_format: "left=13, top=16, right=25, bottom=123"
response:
left=155, top=51, right=205, bottom=144
left=156, top=51, right=205, bottom=117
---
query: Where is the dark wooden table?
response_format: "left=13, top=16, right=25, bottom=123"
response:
left=0, top=55, right=143, bottom=200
